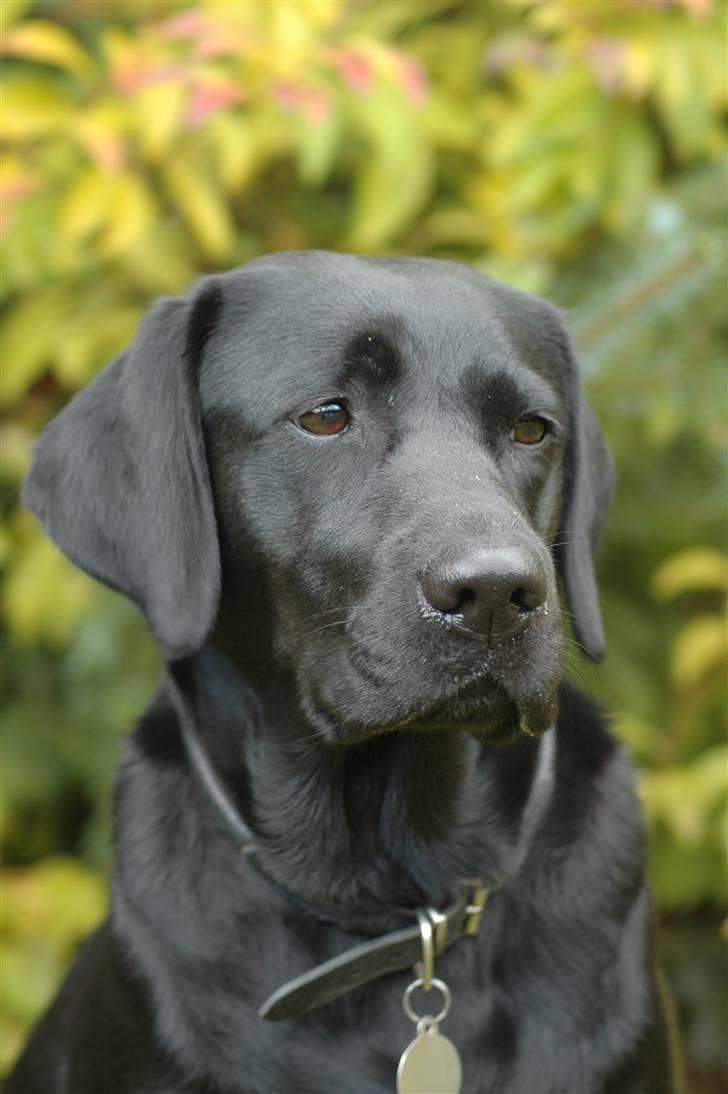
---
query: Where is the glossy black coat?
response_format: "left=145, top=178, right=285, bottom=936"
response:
left=10, top=253, right=677, bottom=1094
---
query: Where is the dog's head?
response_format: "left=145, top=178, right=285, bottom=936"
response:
left=23, top=252, right=613, bottom=743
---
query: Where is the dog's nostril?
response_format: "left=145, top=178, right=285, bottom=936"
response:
left=510, top=586, right=536, bottom=614
left=453, top=586, right=476, bottom=614
left=509, top=578, right=546, bottom=615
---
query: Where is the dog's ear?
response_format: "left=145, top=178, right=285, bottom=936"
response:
left=22, top=282, right=224, bottom=659
left=553, top=330, right=615, bottom=663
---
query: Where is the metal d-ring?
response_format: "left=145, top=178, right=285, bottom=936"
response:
left=416, top=909, right=435, bottom=990
left=402, top=977, right=452, bottom=1026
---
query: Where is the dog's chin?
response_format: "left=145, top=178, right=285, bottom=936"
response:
left=300, top=674, right=559, bottom=746
left=383, top=680, right=559, bottom=743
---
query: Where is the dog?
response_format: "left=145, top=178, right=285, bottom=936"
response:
left=8, top=252, right=679, bottom=1093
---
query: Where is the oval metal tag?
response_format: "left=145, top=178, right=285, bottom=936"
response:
left=396, top=1028, right=462, bottom=1094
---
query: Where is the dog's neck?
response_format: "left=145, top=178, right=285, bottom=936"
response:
left=167, top=645, right=549, bottom=922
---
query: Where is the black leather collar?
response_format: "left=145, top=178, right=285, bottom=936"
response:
left=259, top=879, right=490, bottom=1020
left=168, top=670, right=556, bottom=1022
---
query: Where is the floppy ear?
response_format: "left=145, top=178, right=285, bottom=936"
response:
left=554, top=338, right=615, bottom=663
left=21, top=283, right=224, bottom=659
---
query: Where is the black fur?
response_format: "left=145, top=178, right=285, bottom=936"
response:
left=10, top=253, right=676, bottom=1093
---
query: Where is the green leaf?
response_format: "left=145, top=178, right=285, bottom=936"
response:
left=163, top=158, right=234, bottom=260
left=295, top=105, right=342, bottom=187
left=345, top=81, right=433, bottom=251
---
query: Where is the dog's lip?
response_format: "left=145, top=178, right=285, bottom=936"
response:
left=381, top=674, right=513, bottom=733
left=381, top=674, right=558, bottom=737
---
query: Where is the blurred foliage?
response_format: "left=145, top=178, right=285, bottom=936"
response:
left=0, top=0, right=726, bottom=1080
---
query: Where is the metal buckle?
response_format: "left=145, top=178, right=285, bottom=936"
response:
left=463, top=880, right=489, bottom=936
left=425, top=905, right=449, bottom=955
left=416, top=910, right=435, bottom=990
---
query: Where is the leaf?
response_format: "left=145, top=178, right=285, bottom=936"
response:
left=0, top=858, right=106, bottom=941
left=53, top=305, right=142, bottom=388
left=60, top=168, right=156, bottom=258
left=0, top=422, right=33, bottom=483
left=607, top=113, right=659, bottom=231
left=295, top=105, right=341, bottom=186
left=652, top=547, right=728, bottom=599
left=0, top=937, right=60, bottom=1025
left=1, top=20, right=93, bottom=74
left=135, top=81, right=187, bottom=163
left=163, top=158, right=234, bottom=260
left=119, top=226, right=195, bottom=294
left=0, top=0, right=34, bottom=34
left=98, top=172, right=156, bottom=257
left=3, top=533, right=97, bottom=644
left=207, top=113, right=257, bottom=192
left=345, top=81, right=433, bottom=251
left=671, top=614, right=727, bottom=691
left=58, top=167, right=116, bottom=245
left=0, top=287, right=70, bottom=406
left=0, top=79, right=72, bottom=140
left=640, top=746, right=728, bottom=848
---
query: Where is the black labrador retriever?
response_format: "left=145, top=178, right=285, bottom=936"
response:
left=9, top=252, right=678, bottom=1094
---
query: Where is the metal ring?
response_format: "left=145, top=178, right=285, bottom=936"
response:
left=416, top=909, right=435, bottom=990
left=402, top=978, right=451, bottom=1025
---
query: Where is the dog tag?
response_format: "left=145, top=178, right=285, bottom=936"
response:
left=396, top=1021, right=462, bottom=1094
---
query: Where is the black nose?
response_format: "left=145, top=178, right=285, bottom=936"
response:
left=420, top=546, right=548, bottom=641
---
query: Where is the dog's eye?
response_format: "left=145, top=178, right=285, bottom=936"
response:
left=297, top=402, right=349, bottom=436
left=512, top=417, right=548, bottom=446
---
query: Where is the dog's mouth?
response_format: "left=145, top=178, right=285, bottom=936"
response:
left=384, top=674, right=557, bottom=739
left=315, top=672, right=557, bottom=746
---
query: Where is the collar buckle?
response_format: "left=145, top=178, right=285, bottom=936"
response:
left=462, top=879, right=489, bottom=936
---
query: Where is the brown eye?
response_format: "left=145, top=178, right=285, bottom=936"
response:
left=297, top=402, right=349, bottom=436
left=512, top=417, right=548, bottom=445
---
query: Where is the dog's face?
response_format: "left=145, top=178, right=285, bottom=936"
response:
left=22, top=252, right=613, bottom=745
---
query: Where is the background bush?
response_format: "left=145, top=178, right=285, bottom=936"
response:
left=1, top=0, right=726, bottom=1085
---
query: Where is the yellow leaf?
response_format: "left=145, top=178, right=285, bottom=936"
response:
left=163, top=159, right=234, bottom=260
left=671, top=614, right=727, bottom=691
left=652, top=547, right=728, bottom=599
left=71, top=99, right=130, bottom=173
left=622, top=37, right=657, bottom=98
left=135, top=81, right=186, bottom=163
left=639, top=770, right=703, bottom=845
left=1, top=20, right=93, bottom=74
left=267, top=0, right=314, bottom=71
left=98, top=172, right=156, bottom=257
left=0, top=858, right=106, bottom=941
left=0, top=79, right=72, bottom=140
left=0, top=1014, right=26, bottom=1075
left=0, top=422, right=33, bottom=483
left=0, top=0, right=33, bottom=33
left=119, top=227, right=195, bottom=294
left=208, top=114, right=256, bottom=192
left=3, top=532, right=97, bottom=644
left=58, top=167, right=116, bottom=244
left=53, top=306, right=142, bottom=388
left=0, top=937, right=60, bottom=1026
left=303, top=0, right=341, bottom=27
left=0, top=288, right=70, bottom=407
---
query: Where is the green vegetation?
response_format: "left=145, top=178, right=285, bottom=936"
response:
left=1, top=0, right=725, bottom=1079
